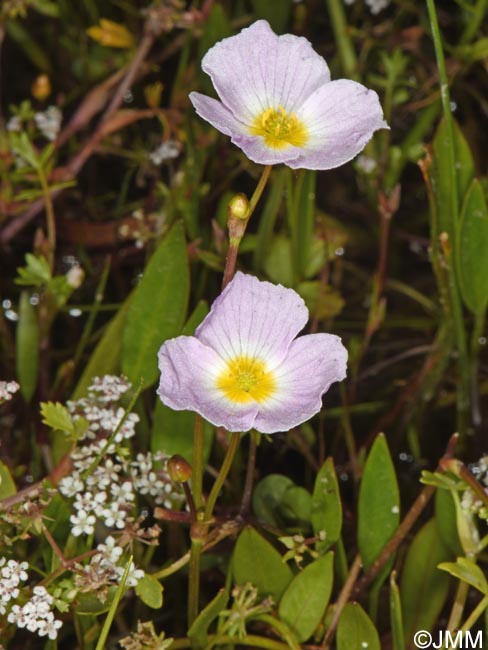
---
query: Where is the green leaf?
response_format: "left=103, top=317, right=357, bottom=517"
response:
left=135, top=574, right=163, bottom=609
left=250, top=0, right=292, bottom=32
left=0, top=461, right=17, bottom=499
left=254, top=169, right=286, bottom=272
left=438, top=557, right=488, bottom=595
left=389, top=573, right=404, bottom=650
left=457, top=178, right=488, bottom=313
left=40, top=402, right=74, bottom=434
left=188, top=588, right=228, bottom=649
left=434, top=489, right=462, bottom=557
left=263, top=235, right=294, bottom=287
left=16, top=291, right=39, bottom=401
left=358, top=434, right=400, bottom=570
left=122, top=222, right=189, bottom=387
left=297, top=282, right=345, bottom=321
left=182, top=300, right=209, bottom=335
left=337, top=602, right=380, bottom=650
left=430, top=118, right=475, bottom=238
left=72, top=298, right=129, bottom=401
left=289, top=170, right=316, bottom=282
left=279, top=552, right=333, bottom=642
left=232, top=528, right=293, bottom=602
left=280, top=486, right=312, bottom=532
left=15, top=253, right=51, bottom=286
left=151, top=401, right=213, bottom=467
left=311, top=457, right=343, bottom=552
left=400, top=519, right=451, bottom=641
left=252, top=474, right=295, bottom=528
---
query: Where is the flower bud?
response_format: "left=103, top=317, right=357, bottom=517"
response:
left=167, top=455, right=192, bottom=483
left=228, top=193, right=249, bottom=221
left=66, top=267, right=85, bottom=289
left=32, top=74, right=51, bottom=101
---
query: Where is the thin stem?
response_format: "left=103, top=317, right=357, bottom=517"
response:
left=191, top=414, right=205, bottom=511
left=240, top=430, right=258, bottom=516
left=321, top=554, right=362, bottom=649
left=37, top=166, right=56, bottom=272
left=324, top=0, right=358, bottom=80
left=188, top=538, right=202, bottom=627
left=460, top=595, right=488, bottom=632
left=446, top=580, right=469, bottom=632
left=170, top=634, right=292, bottom=650
left=222, top=164, right=272, bottom=289
left=204, top=431, right=241, bottom=521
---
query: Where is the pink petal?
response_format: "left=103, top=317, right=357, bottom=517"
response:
left=201, top=20, right=331, bottom=125
left=253, top=334, right=348, bottom=433
left=189, top=92, right=247, bottom=137
left=288, top=79, right=388, bottom=170
left=196, top=272, right=309, bottom=369
left=157, top=335, right=258, bottom=432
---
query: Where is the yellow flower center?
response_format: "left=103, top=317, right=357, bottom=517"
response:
left=250, top=105, right=308, bottom=150
left=216, top=356, right=276, bottom=404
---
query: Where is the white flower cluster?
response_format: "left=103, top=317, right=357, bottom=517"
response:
left=461, top=456, right=488, bottom=520
left=7, top=585, right=62, bottom=640
left=0, top=558, right=28, bottom=615
left=34, top=106, right=62, bottom=141
left=0, top=380, right=20, bottom=404
left=76, top=536, right=144, bottom=593
left=6, top=115, right=22, bottom=132
left=148, top=140, right=180, bottom=165
left=344, top=0, right=390, bottom=14
left=58, top=376, right=183, bottom=537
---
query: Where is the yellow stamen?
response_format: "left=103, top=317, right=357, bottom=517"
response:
left=250, top=104, right=308, bottom=150
left=216, top=356, right=275, bottom=404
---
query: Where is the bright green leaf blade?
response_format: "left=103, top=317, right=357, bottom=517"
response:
left=311, top=457, right=343, bottom=551
left=16, top=291, right=39, bottom=401
left=232, top=528, right=293, bottom=602
left=135, top=574, right=163, bottom=608
left=40, top=402, right=74, bottom=434
left=0, top=461, right=17, bottom=499
left=122, top=222, right=189, bottom=386
left=457, top=178, right=488, bottom=314
left=337, top=602, right=380, bottom=650
left=279, top=552, right=333, bottom=642
left=400, top=519, right=452, bottom=641
left=438, top=557, right=488, bottom=595
left=188, top=588, right=228, bottom=649
left=358, top=434, right=400, bottom=570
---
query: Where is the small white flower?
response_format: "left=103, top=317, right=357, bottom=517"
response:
left=0, top=380, right=20, bottom=403
left=34, top=106, right=62, bottom=141
left=6, top=115, right=22, bottom=132
left=149, top=140, right=181, bottom=165
left=71, top=510, right=96, bottom=536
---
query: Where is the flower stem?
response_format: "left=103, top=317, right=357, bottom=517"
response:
left=188, top=413, right=205, bottom=626
left=240, top=430, right=258, bottom=515
left=204, top=431, right=241, bottom=521
left=460, top=595, right=488, bottom=632
left=222, top=164, right=272, bottom=289
left=324, top=0, right=358, bottom=81
left=37, top=165, right=56, bottom=272
left=191, top=414, right=205, bottom=511
left=188, top=537, right=202, bottom=627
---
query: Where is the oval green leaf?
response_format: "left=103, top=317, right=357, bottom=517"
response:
left=135, top=574, right=163, bottom=609
left=400, top=518, right=451, bottom=641
left=122, top=221, right=189, bottom=386
left=358, top=434, right=400, bottom=570
left=457, top=178, right=488, bottom=314
left=16, top=291, right=39, bottom=401
left=252, top=474, right=295, bottom=528
left=279, top=552, right=333, bottom=642
left=337, top=602, right=380, bottom=650
left=232, top=527, right=293, bottom=602
left=311, top=457, right=342, bottom=551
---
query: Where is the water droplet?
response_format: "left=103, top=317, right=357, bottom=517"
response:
left=69, top=308, right=82, bottom=317
left=335, top=247, right=345, bottom=256
left=5, top=309, right=18, bottom=322
left=2, top=299, right=12, bottom=309
left=450, top=101, right=457, bottom=112
left=391, top=505, right=399, bottom=514
left=29, top=293, right=39, bottom=306
left=479, top=337, right=487, bottom=346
